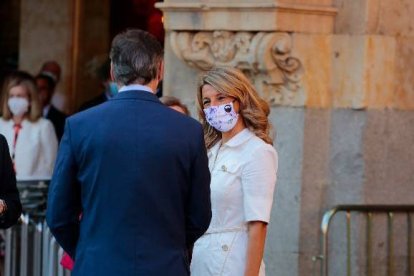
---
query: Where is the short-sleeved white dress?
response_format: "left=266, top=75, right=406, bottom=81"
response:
left=190, top=128, right=278, bottom=276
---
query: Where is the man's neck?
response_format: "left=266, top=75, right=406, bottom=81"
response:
left=134, top=79, right=158, bottom=94
left=118, top=79, right=160, bottom=94
left=149, top=79, right=160, bottom=93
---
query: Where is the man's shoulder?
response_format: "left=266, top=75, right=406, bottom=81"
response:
left=69, top=101, right=110, bottom=123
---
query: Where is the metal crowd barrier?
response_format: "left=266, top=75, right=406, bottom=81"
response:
left=313, top=205, right=414, bottom=276
left=3, top=215, right=69, bottom=276
left=2, top=180, right=71, bottom=276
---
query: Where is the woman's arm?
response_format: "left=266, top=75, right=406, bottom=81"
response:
left=241, top=144, right=278, bottom=275
left=40, top=119, right=58, bottom=176
left=245, top=221, right=267, bottom=276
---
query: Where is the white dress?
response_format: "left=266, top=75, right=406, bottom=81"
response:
left=191, top=129, right=278, bottom=276
left=0, top=118, right=58, bottom=181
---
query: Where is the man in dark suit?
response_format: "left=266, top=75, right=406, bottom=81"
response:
left=78, top=59, right=116, bottom=112
left=0, top=134, right=22, bottom=229
left=35, top=73, right=67, bottom=141
left=79, top=59, right=161, bottom=112
left=46, top=29, right=211, bottom=275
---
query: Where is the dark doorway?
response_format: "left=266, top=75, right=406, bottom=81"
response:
left=0, top=0, right=20, bottom=87
left=110, top=0, right=164, bottom=45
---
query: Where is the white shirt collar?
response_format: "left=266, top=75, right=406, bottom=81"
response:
left=224, top=128, right=254, bottom=147
left=118, top=84, right=153, bottom=94
left=43, top=105, right=51, bottom=117
left=210, top=128, right=254, bottom=152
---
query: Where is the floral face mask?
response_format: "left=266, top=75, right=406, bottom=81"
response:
left=203, top=101, right=239, bottom=132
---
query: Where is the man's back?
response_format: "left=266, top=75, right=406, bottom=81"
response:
left=47, top=90, right=211, bottom=275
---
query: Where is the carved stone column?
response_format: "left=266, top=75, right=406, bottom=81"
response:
left=170, top=31, right=304, bottom=106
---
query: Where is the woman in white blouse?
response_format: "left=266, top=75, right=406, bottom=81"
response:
left=191, top=67, right=278, bottom=276
left=0, top=71, right=57, bottom=181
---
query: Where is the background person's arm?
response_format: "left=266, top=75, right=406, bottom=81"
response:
left=41, top=119, right=58, bottom=177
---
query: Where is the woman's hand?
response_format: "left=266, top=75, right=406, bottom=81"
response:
left=0, top=199, right=7, bottom=214
left=245, top=221, right=268, bottom=276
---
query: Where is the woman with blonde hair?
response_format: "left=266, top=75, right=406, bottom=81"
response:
left=0, top=71, right=57, bottom=180
left=191, top=67, right=278, bottom=275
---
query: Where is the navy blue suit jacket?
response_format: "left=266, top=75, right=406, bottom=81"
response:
left=46, top=90, right=211, bottom=275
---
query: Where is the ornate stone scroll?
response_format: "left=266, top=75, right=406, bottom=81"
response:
left=170, top=31, right=305, bottom=106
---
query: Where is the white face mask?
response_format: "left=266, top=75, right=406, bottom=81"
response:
left=203, top=101, right=239, bottom=132
left=8, top=97, right=29, bottom=116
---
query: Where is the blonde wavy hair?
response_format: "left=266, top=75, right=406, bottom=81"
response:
left=1, top=71, right=42, bottom=122
left=197, top=67, right=273, bottom=149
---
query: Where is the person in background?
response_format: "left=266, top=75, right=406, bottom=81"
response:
left=38, top=60, right=70, bottom=114
left=0, top=134, right=22, bottom=229
left=37, top=61, right=67, bottom=141
left=35, top=73, right=66, bottom=141
left=78, top=59, right=118, bottom=112
left=0, top=71, right=57, bottom=181
left=190, top=67, right=278, bottom=276
left=46, top=29, right=211, bottom=275
left=39, top=61, right=61, bottom=85
left=160, top=95, right=190, bottom=115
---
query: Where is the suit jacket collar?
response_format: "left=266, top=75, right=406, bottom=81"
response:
left=110, top=90, right=161, bottom=104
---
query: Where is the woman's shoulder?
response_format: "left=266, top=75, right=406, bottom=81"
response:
left=27, top=118, right=53, bottom=127
left=0, top=118, right=12, bottom=132
left=247, top=133, right=277, bottom=154
left=0, top=118, right=10, bottom=125
left=229, top=132, right=276, bottom=165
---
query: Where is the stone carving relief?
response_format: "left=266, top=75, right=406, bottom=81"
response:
left=170, top=31, right=305, bottom=106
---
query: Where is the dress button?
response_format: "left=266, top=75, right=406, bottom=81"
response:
left=221, top=165, right=227, bottom=172
left=222, top=244, right=229, bottom=251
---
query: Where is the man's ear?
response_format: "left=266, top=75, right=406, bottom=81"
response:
left=110, top=62, right=115, bottom=82
left=157, top=61, right=164, bottom=82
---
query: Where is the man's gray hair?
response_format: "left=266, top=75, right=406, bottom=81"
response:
left=109, top=29, right=163, bottom=85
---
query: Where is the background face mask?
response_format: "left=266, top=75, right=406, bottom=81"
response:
left=107, top=82, right=118, bottom=97
left=8, top=97, right=29, bottom=116
left=204, top=101, right=239, bottom=132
